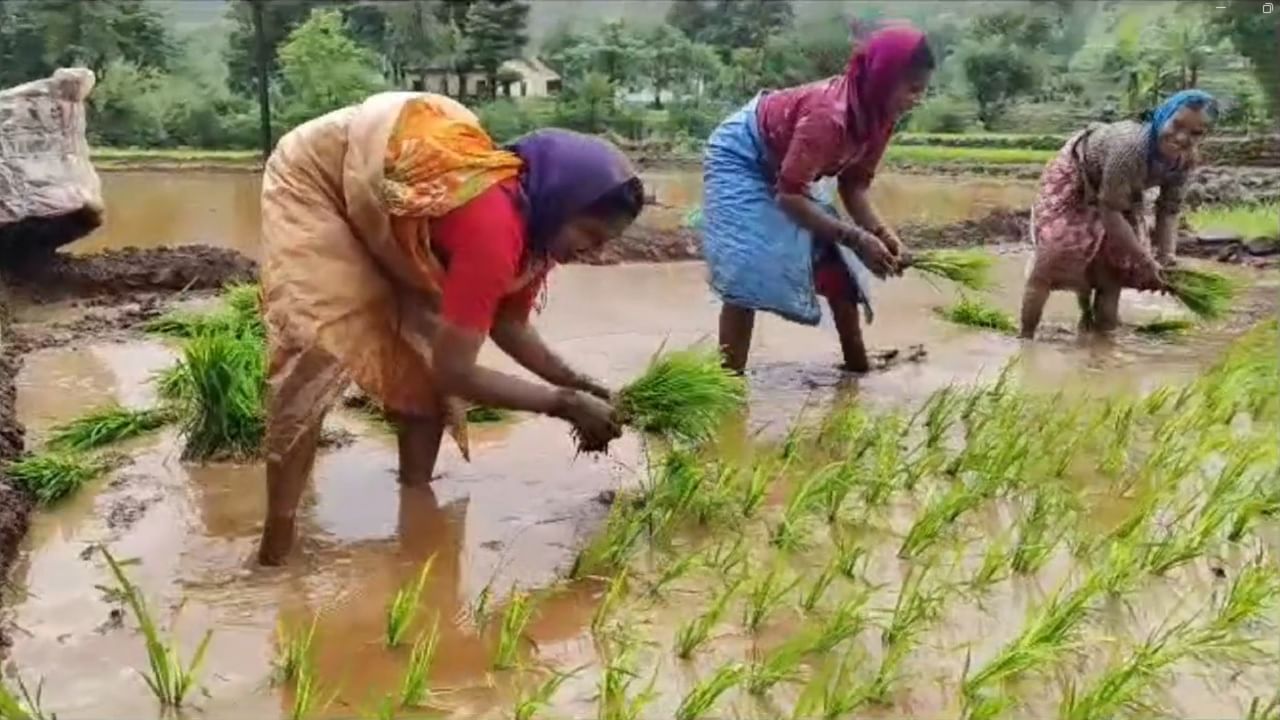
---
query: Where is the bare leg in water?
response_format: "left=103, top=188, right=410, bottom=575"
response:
left=259, top=420, right=324, bottom=566
left=394, top=412, right=445, bottom=485
left=1077, top=289, right=1095, bottom=332
left=828, top=296, right=869, bottom=373
left=1091, top=282, right=1122, bottom=333
left=719, top=303, right=755, bottom=374
left=1019, top=280, right=1052, bottom=340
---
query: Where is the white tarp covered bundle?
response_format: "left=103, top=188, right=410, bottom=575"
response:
left=0, top=68, right=102, bottom=227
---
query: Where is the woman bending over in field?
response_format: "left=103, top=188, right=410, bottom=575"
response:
left=700, top=24, right=934, bottom=374
left=257, top=92, right=644, bottom=564
left=1020, top=90, right=1218, bottom=339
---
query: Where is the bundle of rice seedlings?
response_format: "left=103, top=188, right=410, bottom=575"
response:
left=46, top=405, right=172, bottom=452
left=905, top=249, right=995, bottom=291
left=1164, top=267, right=1236, bottom=320
left=601, top=345, right=746, bottom=450
left=935, top=296, right=1017, bottom=334
left=7, top=451, right=111, bottom=505
left=1135, top=317, right=1195, bottom=337
left=466, top=405, right=510, bottom=424
left=153, top=363, right=195, bottom=404
left=177, top=330, right=267, bottom=460
left=145, top=283, right=264, bottom=340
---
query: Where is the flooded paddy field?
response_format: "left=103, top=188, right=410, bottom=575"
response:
left=0, top=169, right=1276, bottom=719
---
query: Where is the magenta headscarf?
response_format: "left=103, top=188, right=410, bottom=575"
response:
left=844, top=24, right=930, bottom=166
left=506, top=129, right=637, bottom=256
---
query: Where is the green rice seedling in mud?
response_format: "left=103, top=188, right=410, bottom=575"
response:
left=1057, top=618, right=1192, bottom=720
left=1247, top=692, right=1280, bottom=720
left=899, top=482, right=984, bottom=559
left=935, top=295, right=1017, bottom=334
left=798, top=559, right=840, bottom=613
left=675, top=578, right=741, bottom=659
left=514, top=665, right=583, bottom=720
left=863, top=415, right=907, bottom=504
left=465, top=405, right=510, bottom=423
left=601, top=345, right=746, bottom=450
left=598, top=642, right=659, bottom=720
left=742, top=561, right=800, bottom=633
left=792, top=651, right=871, bottom=720
left=1164, top=266, right=1237, bottom=320
left=7, top=451, right=111, bottom=505
left=647, top=550, right=700, bottom=599
left=100, top=546, right=212, bottom=708
left=674, top=662, right=746, bottom=720
left=967, top=534, right=1011, bottom=596
left=570, top=500, right=649, bottom=580
left=386, top=557, right=433, bottom=648
left=736, top=459, right=775, bottom=519
left=494, top=588, right=537, bottom=670
left=962, top=580, right=1100, bottom=710
left=592, top=569, right=630, bottom=638
left=177, top=329, right=266, bottom=460
left=153, top=362, right=195, bottom=404
left=0, top=674, right=53, bottom=720
left=770, top=466, right=829, bottom=551
left=1135, top=316, right=1195, bottom=337
left=834, top=533, right=868, bottom=580
left=747, top=634, right=813, bottom=696
left=398, top=619, right=440, bottom=708
left=868, top=566, right=946, bottom=704
left=905, top=249, right=995, bottom=291
left=816, top=460, right=860, bottom=524
left=916, top=385, right=963, bottom=451
left=1009, top=486, right=1073, bottom=575
left=1188, top=202, right=1280, bottom=243
left=290, top=661, right=337, bottom=720
left=46, top=405, right=172, bottom=451
left=812, top=590, right=872, bottom=655
left=274, top=613, right=319, bottom=684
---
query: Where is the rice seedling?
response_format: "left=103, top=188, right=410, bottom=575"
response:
left=811, top=590, right=871, bottom=654
left=834, top=534, right=868, bottom=580
left=1086, top=536, right=1148, bottom=597
left=742, top=561, right=799, bottom=632
left=648, top=550, right=699, bottom=598
left=153, top=362, right=194, bottom=403
left=290, top=661, right=336, bottom=720
left=592, top=570, right=629, bottom=638
left=918, top=385, right=963, bottom=450
left=1009, top=487, right=1072, bottom=575
left=737, top=459, right=774, bottom=518
left=386, top=557, right=433, bottom=648
left=674, top=579, right=740, bottom=659
left=746, top=634, right=812, bottom=696
left=176, top=329, right=266, bottom=460
left=792, top=651, right=871, bottom=720
left=465, top=405, right=509, bottom=423
left=1057, top=618, right=1191, bottom=720
left=880, top=565, right=945, bottom=649
left=46, top=405, right=172, bottom=451
left=514, top=665, right=583, bottom=720
left=905, top=249, right=995, bottom=291
left=570, top=501, right=649, bottom=579
left=962, top=580, right=1099, bottom=702
left=363, top=694, right=399, bottom=720
left=968, top=535, right=1011, bottom=595
left=398, top=618, right=440, bottom=707
left=0, top=674, right=52, bottom=720
left=1205, top=559, right=1280, bottom=638
left=1246, top=692, right=1280, bottom=720
left=610, top=345, right=746, bottom=448
left=494, top=588, right=537, bottom=670
left=274, top=613, right=319, bottom=684
left=598, top=642, right=659, bottom=720
left=899, top=482, right=983, bottom=559
left=7, top=451, right=110, bottom=505
left=935, top=295, right=1017, bottom=334
left=1164, top=266, right=1236, bottom=320
left=1135, top=316, right=1195, bottom=337
left=702, top=536, right=748, bottom=579
left=816, top=460, right=859, bottom=524
left=770, top=467, right=829, bottom=550
left=100, top=546, right=212, bottom=708
left=798, top=559, right=840, bottom=613
left=863, top=415, right=907, bottom=504
left=674, top=662, right=746, bottom=720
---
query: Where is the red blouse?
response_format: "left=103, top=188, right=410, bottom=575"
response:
left=755, top=76, right=884, bottom=195
left=429, top=179, right=548, bottom=334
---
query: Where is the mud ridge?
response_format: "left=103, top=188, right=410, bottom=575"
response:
left=0, top=293, right=33, bottom=630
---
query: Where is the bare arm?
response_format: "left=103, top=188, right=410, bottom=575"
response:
left=489, top=316, right=610, bottom=399
left=838, top=178, right=903, bottom=258
left=434, top=322, right=568, bottom=415
left=1101, top=209, right=1162, bottom=289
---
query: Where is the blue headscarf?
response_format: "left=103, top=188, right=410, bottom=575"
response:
left=505, top=129, right=637, bottom=256
left=1148, top=89, right=1219, bottom=165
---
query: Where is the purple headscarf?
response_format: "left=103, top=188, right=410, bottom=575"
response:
left=506, top=129, right=637, bottom=255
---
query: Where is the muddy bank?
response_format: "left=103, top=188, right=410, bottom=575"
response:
left=0, top=297, right=33, bottom=616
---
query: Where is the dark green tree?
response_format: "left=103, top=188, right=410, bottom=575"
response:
left=225, top=0, right=317, bottom=94
left=665, top=0, right=714, bottom=43
left=0, top=1, right=48, bottom=86
left=1207, top=0, right=1279, bottom=117
left=463, top=0, right=529, bottom=99
left=276, top=8, right=385, bottom=125
left=961, top=41, right=1039, bottom=128
left=704, top=0, right=794, bottom=53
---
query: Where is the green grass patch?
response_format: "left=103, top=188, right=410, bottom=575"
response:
left=935, top=296, right=1018, bottom=334
left=1135, top=317, right=1196, bottom=337
left=91, top=147, right=260, bottom=169
left=884, top=145, right=1055, bottom=166
left=1187, top=203, right=1279, bottom=240
left=7, top=451, right=112, bottom=505
left=45, top=405, right=172, bottom=452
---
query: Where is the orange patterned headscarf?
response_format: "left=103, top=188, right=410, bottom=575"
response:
left=379, top=97, right=522, bottom=218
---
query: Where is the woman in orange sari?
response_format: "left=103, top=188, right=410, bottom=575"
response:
left=257, top=93, right=644, bottom=565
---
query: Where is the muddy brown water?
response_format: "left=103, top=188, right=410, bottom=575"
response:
left=6, top=245, right=1276, bottom=718
left=75, top=170, right=1039, bottom=258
